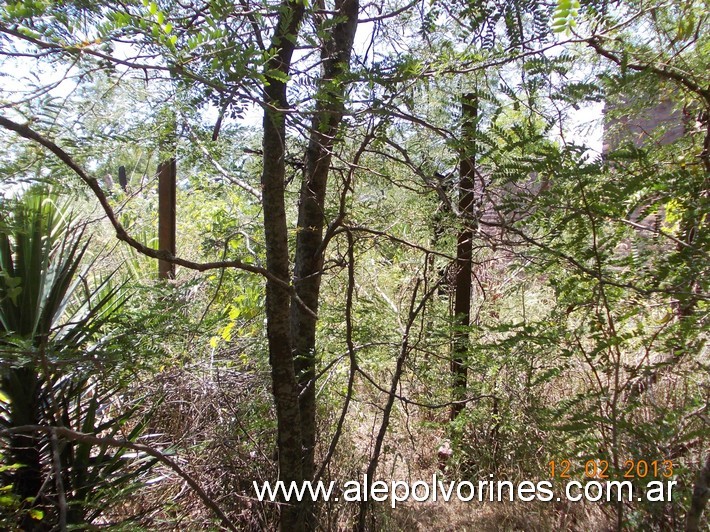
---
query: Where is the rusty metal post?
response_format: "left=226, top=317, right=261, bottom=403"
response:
left=158, top=158, right=176, bottom=279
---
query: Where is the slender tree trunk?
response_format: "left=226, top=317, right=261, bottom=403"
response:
left=260, top=2, right=306, bottom=530
left=290, top=0, right=359, bottom=497
left=450, top=93, right=477, bottom=420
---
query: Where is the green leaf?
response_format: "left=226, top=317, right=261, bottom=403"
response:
left=264, top=69, right=290, bottom=83
left=0, top=495, right=17, bottom=507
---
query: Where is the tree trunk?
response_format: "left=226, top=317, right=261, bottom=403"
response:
left=290, top=0, right=359, bottom=496
left=260, top=2, right=306, bottom=530
left=450, top=93, right=477, bottom=420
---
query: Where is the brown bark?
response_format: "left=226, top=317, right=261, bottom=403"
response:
left=290, top=0, right=359, bottom=494
left=450, top=93, right=477, bottom=420
left=260, top=2, right=306, bottom=530
left=158, top=158, right=176, bottom=279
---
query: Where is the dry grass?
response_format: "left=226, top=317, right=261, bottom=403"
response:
left=120, top=364, right=278, bottom=530
left=385, top=498, right=612, bottom=531
left=108, top=342, right=705, bottom=531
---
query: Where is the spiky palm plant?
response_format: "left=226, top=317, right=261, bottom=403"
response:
left=0, top=190, right=149, bottom=530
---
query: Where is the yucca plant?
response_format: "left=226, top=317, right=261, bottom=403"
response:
left=0, top=190, right=151, bottom=530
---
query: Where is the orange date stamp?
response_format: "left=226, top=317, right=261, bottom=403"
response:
left=549, top=459, right=675, bottom=479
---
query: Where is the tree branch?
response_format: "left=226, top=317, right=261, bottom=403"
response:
left=587, top=37, right=710, bottom=105
left=1, top=115, right=322, bottom=321
left=0, top=23, right=234, bottom=96
left=0, top=115, right=292, bottom=284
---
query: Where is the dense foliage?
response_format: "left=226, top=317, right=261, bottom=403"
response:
left=0, top=0, right=707, bottom=530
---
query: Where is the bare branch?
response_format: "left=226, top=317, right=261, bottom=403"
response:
left=358, top=0, right=420, bottom=23
left=185, top=123, right=263, bottom=200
